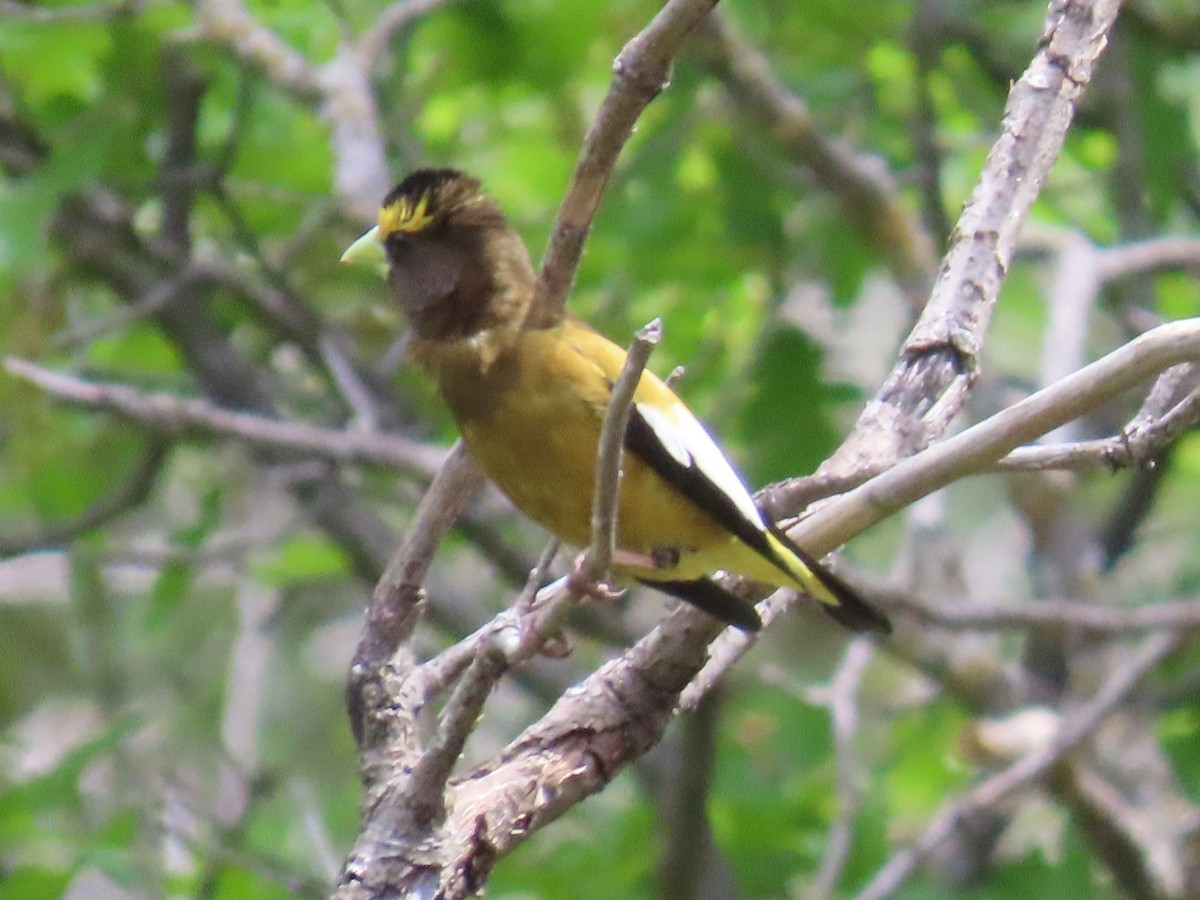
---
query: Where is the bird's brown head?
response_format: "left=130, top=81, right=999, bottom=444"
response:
left=345, top=168, right=537, bottom=344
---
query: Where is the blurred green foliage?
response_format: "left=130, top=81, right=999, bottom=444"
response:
left=1, top=0, right=1199, bottom=897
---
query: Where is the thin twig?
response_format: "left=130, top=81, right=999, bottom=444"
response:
left=408, top=647, right=508, bottom=811
left=853, top=633, right=1178, bottom=900
left=318, top=333, right=381, bottom=432
left=1097, top=235, right=1200, bottom=281
left=523, top=319, right=661, bottom=643
left=1040, top=232, right=1101, bottom=443
left=189, top=0, right=323, bottom=102
left=877, top=582, right=1200, bottom=634
left=585, top=319, right=662, bottom=582
left=4, top=358, right=446, bottom=480
left=0, top=441, right=168, bottom=557
left=0, top=0, right=139, bottom=21
left=50, top=265, right=213, bottom=349
left=358, top=0, right=465, bottom=66
left=806, top=639, right=875, bottom=900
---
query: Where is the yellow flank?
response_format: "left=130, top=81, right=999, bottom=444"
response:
left=415, top=318, right=818, bottom=593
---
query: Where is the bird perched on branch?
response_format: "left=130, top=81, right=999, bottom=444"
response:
left=342, top=168, right=888, bottom=634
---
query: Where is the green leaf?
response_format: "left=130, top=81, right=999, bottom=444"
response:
left=0, top=21, right=111, bottom=104
left=149, top=485, right=223, bottom=624
left=736, top=325, right=851, bottom=485
left=0, top=867, right=73, bottom=900
left=250, top=533, right=351, bottom=587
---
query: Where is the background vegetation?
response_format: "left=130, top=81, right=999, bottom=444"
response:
left=2, top=0, right=1200, bottom=897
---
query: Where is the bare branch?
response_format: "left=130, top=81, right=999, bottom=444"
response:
left=4, top=358, right=446, bottom=479
left=800, top=319, right=1200, bottom=554
left=879, top=583, right=1200, bottom=634
left=1098, top=235, right=1200, bottom=281
left=692, top=317, right=1200, bottom=699
left=828, top=0, right=1123, bottom=472
left=347, top=442, right=484, bottom=752
left=0, top=441, right=167, bottom=557
left=765, top=372, right=1200, bottom=520
left=517, top=319, right=661, bottom=645
left=533, top=0, right=721, bottom=320
left=586, top=319, right=661, bottom=582
left=189, top=0, right=323, bottom=103
left=806, top=639, right=875, bottom=900
left=853, top=633, right=1178, bottom=900
left=190, top=0, right=393, bottom=217
left=0, top=0, right=139, bottom=22
left=337, top=321, right=660, bottom=896
left=50, top=264, right=214, bottom=349
left=358, top=0, right=465, bottom=67
left=1040, top=232, right=1102, bottom=442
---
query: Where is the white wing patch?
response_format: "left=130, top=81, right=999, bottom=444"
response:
left=634, top=401, right=768, bottom=529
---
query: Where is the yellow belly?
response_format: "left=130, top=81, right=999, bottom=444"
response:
left=420, top=325, right=784, bottom=586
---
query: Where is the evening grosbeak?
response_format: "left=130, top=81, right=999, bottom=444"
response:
left=342, top=168, right=888, bottom=634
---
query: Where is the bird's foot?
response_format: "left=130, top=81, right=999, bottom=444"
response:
left=565, top=554, right=629, bottom=602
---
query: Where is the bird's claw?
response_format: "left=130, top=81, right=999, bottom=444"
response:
left=566, top=554, right=626, bottom=602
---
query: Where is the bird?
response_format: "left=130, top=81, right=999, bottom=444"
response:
left=341, top=168, right=889, bottom=634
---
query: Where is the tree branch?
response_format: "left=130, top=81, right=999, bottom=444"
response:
left=689, top=317, right=1200, bottom=701
left=853, top=633, right=1178, bottom=900
left=806, top=639, right=875, bottom=900
left=691, top=12, right=937, bottom=307
left=338, top=322, right=661, bottom=897
left=3, top=358, right=446, bottom=480
left=0, top=440, right=168, bottom=557
left=827, top=0, right=1122, bottom=472
left=533, top=0, right=721, bottom=321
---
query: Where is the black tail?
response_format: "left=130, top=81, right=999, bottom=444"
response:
left=640, top=578, right=762, bottom=631
left=768, top=524, right=892, bottom=635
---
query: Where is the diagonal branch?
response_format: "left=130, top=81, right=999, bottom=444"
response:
left=685, top=317, right=1200, bottom=705
left=0, top=440, right=168, bottom=557
left=533, top=0, right=722, bottom=320
left=825, top=0, right=1123, bottom=474
left=853, top=632, right=1178, bottom=900
left=691, top=12, right=937, bottom=306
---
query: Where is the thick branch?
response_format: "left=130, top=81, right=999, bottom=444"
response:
left=828, top=0, right=1122, bottom=472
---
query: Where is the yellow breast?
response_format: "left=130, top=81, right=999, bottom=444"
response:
left=415, top=323, right=778, bottom=584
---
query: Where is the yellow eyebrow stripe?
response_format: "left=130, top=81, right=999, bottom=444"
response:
left=378, top=194, right=433, bottom=237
